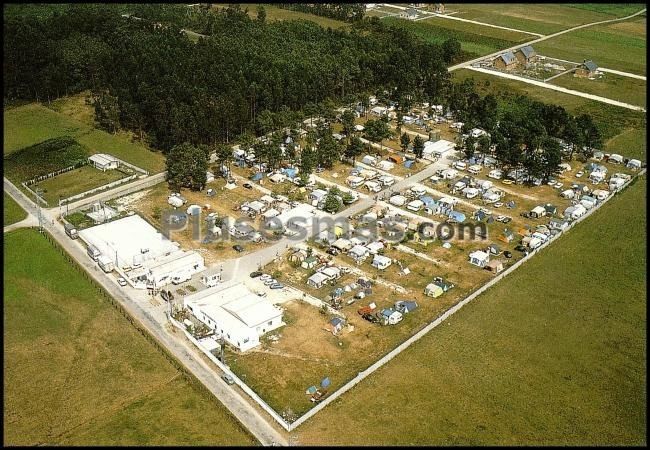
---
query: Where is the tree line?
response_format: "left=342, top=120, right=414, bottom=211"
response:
left=276, top=3, right=366, bottom=23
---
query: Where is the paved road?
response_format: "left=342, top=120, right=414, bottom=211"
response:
left=466, top=66, right=646, bottom=112
left=599, top=67, right=646, bottom=81
left=448, top=7, right=647, bottom=72
left=4, top=177, right=286, bottom=447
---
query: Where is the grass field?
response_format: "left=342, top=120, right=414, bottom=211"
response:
left=535, top=16, right=646, bottom=76
left=213, top=4, right=349, bottom=29
left=4, top=102, right=166, bottom=173
left=446, top=4, right=643, bottom=35
left=452, top=69, right=647, bottom=160
left=550, top=72, right=647, bottom=107
left=3, top=193, right=27, bottom=226
left=34, top=165, right=129, bottom=204
left=3, top=228, right=257, bottom=446
left=383, top=16, right=529, bottom=60
left=296, top=176, right=647, bottom=446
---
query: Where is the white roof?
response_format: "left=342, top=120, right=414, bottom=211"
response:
left=349, top=244, right=370, bottom=257
left=260, top=195, right=276, bottom=204
left=531, top=206, right=545, bottom=214
left=372, top=254, right=391, bottom=264
left=246, top=200, right=266, bottom=212
left=423, top=139, right=455, bottom=155
left=185, top=282, right=282, bottom=330
left=365, top=180, right=380, bottom=188
left=332, top=238, right=353, bottom=250
left=389, top=195, right=407, bottom=206
left=78, top=215, right=178, bottom=269
left=89, top=153, right=119, bottom=166
left=377, top=161, right=395, bottom=170
left=311, top=189, right=328, bottom=199
left=130, top=250, right=204, bottom=280
left=271, top=203, right=316, bottom=229
left=408, top=199, right=424, bottom=208
left=320, top=266, right=340, bottom=278
left=309, top=272, right=331, bottom=284
left=269, top=173, right=285, bottom=182
left=262, top=208, right=280, bottom=218
left=469, top=250, right=489, bottom=261
left=347, top=175, right=365, bottom=184
left=366, top=241, right=384, bottom=252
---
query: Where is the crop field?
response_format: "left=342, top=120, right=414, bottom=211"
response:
left=4, top=137, right=89, bottom=183
left=535, top=16, right=647, bottom=76
left=550, top=72, right=647, bottom=107
left=3, top=193, right=27, bottom=226
left=452, top=69, right=647, bottom=160
left=383, top=16, right=529, bottom=61
left=296, top=176, right=647, bottom=446
left=3, top=228, right=256, bottom=446
left=4, top=102, right=166, bottom=173
left=446, top=4, right=642, bottom=35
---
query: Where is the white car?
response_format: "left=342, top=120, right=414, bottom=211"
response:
left=117, top=277, right=127, bottom=287
left=260, top=274, right=272, bottom=282
left=263, top=278, right=277, bottom=286
left=493, top=202, right=503, bottom=208
left=575, top=171, right=584, bottom=178
left=554, top=182, right=563, bottom=189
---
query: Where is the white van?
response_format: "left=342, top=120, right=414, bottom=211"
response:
left=453, top=161, right=467, bottom=171
left=468, top=165, right=482, bottom=175
left=87, top=244, right=101, bottom=261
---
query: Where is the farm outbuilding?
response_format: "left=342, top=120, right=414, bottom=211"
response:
left=89, top=153, right=119, bottom=171
left=515, top=45, right=537, bottom=64
left=575, top=60, right=599, bottom=78
left=184, top=282, right=284, bottom=352
left=494, top=51, right=518, bottom=70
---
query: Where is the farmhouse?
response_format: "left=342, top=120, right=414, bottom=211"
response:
left=575, top=60, right=599, bottom=78
left=88, top=153, right=120, bottom=171
left=494, top=51, right=518, bottom=70
left=400, top=8, right=418, bottom=20
left=184, top=282, right=284, bottom=352
left=515, top=45, right=537, bottom=64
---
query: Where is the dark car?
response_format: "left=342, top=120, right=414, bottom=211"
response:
left=243, top=183, right=253, bottom=189
left=514, top=245, right=527, bottom=252
left=250, top=271, right=263, bottom=278
left=362, top=313, right=380, bottom=324
left=326, top=247, right=339, bottom=256
left=233, top=244, right=244, bottom=253
left=502, top=217, right=512, bottom=224
left=504, top=251, right=513, bottom=259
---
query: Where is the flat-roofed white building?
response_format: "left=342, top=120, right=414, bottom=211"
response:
left=89, top=153, right=120, bottom=171
left=78, top=214, right=205, bottom=288
left=184, top=282, right=284, bottom=352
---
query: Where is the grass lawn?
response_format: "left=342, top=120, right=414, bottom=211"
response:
left=3, top=104, right=87, bottom=155
left=604, top=128, right=647, bottom=159
left=550, top=71, right=647, bottom=107
left=535, top=16, right=646, bottom=76
left=3, top=193, right=27, bottom=226
left=4, top=102, right=166, bottom=173
left=446, top=4, right=641, bottom=35
left=3, top=228, right=257, bottom=446
left=34, top=165, right=129, bottom=204
left=452, top=69, right=647, bottom=160
left=383, top=16, right=529, bottom=61
left=296, top=176, right=647, bottom=446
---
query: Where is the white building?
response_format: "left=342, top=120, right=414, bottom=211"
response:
left=422, top=139, right=455, bottom=160
left=130, top=250, right=205, bottom=289
left=185, top=282, right=284, bottom=352
left=89, top=153, right=119, bottom=171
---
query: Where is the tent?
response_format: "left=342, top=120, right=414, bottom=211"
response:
left=424, top=283, right=443, bottom=298
left=251, top=172, right=264, bottom=181
left=321, top=377, right=331, bottom=389
left=404, top=160, right=415, bottom=169
left=306, top=386, right=318, bottom=395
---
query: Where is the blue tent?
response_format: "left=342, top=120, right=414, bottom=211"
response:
left=404, top=160, right=415, bottom=169
left=283, top=167, right=298, bottom=178
left=321, top=377, right=331, bottom=389
left=306, top=385, right=318, bottom=395
left=449, top=211, right=466, bottom=223
left=419, top=195, right=436, bottom=208
left=251, top=172, right=263, bottom=181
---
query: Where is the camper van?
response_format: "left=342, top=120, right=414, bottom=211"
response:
left=87, top=244, right=101, bottom=261
left=201, top=273, right=221, bottom=288
left=97, top=254, right=115, bottom=273
left=64, top=223, right=78, bottom=239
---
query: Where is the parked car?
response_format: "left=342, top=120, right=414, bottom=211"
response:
left=502, top=217, right=512, bottom=224
left=514, top=244, right=527, bottom=252
left=260, top=274, right=272, bottom=281
left=243, top=183, right=253, bottom=189
left=494, top=202, right=504, bottom=208
left=362, top=313, right=380, bottom=324
left=554, top=182, right=563, bottom=189
left=575, top=171, right=584, bottom=178
left=232, top=244, right=245, bottom=253
left=502, top=179, right=514, bottom=185
left=504, top=251, right=513, bottom=259
left=326, top=247, right=340, bottom=256
left=117, top=277, right=127, bottom=287
left=250, top=271, right=263, bottom=278
left=264, top=278, right=277, bottom=286
left=221, top=374, right=235, bottom=385
left=270, top=283, right=284, bottom=289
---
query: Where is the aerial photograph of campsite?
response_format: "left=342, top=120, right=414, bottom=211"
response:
left=3, top=2, right=646, bottom=446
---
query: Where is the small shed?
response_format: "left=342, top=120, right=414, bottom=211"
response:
left=89, top=154, right=119, bottom=171
left=494, top=51, right=518, bottom=70
left=575, top=59, right=598, bottom=78
left=515, top=45, right=537, bottom=64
